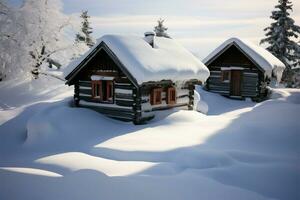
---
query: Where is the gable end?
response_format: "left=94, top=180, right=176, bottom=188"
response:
left=65, top=42, right=139, bottom=88
left=205, top=42, right=266, bottom=74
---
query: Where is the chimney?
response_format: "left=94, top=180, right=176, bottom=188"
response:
left=144, top=31, right=155, bottom=48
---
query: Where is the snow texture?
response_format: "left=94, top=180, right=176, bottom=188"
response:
left=64, top=34, right=210, bottom=85
left=0, top=76, right=299, bottom=200
left=193, top=87, right=208, bottom=114
left=203, top=37, right=286, bottom=79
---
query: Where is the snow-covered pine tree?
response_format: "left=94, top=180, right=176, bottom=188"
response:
left=75, top=10, right=94, bottom=48
left=260, top=0, right=300, bottom=86
left=154, top=18, right=171, bottom=38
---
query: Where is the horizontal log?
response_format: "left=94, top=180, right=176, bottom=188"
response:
left=116, top=100, right=135, bottom=107
left=79, top=88, right=92, bottom=95
left=243, top=74, right=258, bottom=77
left=79, top=100, right=134, bottom=113
left=78, top=81, right=91, bottom=87
left=151, top=103, right=188, bottom=111
left=114, top=84, right=135, bottom=90
left=79, top=86, right=91, bottom=90
left=79, top=96, right=96, bottom=101
left=177, top=94, right=189, bottom=99
left=79, top=93, right=92, bottom=97
left=243, top=82, right=258, bottom=86
left=210, top=71, right=221, bottom=74
left=115, top=88, right=133, bottom=94
left=93, top=71, right=119, bottom=77
left=243, top=78, right=258, bottom=82
left=115, top=93, right=133, bottom=100
left=114, top=78, right=131, bottom=84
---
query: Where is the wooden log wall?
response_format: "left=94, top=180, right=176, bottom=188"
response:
left=241, top=72, right=259, bottom=97
left=139, top=82, right=191, bottom=120
left=76, top=78, right=136, bottom=121
left=207, top=66, right=263, bottom=98
left=207, top=70, right=230, bottom=95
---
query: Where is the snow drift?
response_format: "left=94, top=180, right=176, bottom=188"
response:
left=0, top=77, right=299, bottom=200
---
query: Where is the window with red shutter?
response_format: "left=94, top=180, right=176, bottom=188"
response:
left=91, top=80, right=114, bottom=103
left=167, top=87, right=176, bottom=105
left=106, top=80, right=113, bottom=101
left=92, top=81, right=102, bottom=99
left=150, top=88, right=162, bottom=105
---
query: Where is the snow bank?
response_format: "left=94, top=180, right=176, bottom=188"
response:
left=203, top=37, right=285, bottom=79
left=193, top=87, right=209, bottom=114
left=0, top=76, right=71, bottom=109
left=64, top=34, right=210, bottom=84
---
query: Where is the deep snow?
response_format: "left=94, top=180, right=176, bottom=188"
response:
left=0, top=76, right=299, bottom=200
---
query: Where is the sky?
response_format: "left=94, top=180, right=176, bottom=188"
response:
left=10, top=0, right=300, bottom=59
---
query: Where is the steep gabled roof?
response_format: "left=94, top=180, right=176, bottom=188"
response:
left=203, top=37, right=285, bottom=78
left=64, top=34, right=210, bottom=85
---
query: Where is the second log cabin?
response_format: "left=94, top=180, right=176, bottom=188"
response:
left=203, top=37, right=285, bottom=101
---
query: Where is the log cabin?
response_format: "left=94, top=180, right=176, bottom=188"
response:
left=64, top=33, right=210, bottom=124
left=203, top=37, right=285, bottom=101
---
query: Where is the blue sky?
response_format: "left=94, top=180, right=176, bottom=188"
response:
left=10, top=0, right=300, bottom=58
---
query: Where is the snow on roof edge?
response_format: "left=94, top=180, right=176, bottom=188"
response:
left=202, top=37, right=285, bottom=78
left=64, top=34, right=210, bottom=85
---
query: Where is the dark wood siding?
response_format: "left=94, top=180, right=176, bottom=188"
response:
left=206, top=44, right=267, bottom=99
left=72, top=49, right=136, bottom=121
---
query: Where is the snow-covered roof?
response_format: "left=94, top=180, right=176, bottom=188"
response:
left=203, top=37, right=285, bottom=78
left=64, top=35, right=210, bottom=85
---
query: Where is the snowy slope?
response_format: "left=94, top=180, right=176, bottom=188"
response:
left=64, top=34, right=210, bottom=84
left=0, top=76, right=299, bottom=200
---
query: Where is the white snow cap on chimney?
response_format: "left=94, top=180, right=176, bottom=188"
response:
left=144, top=31, right=155, bottom=47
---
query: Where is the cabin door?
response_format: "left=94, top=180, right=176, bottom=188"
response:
left=230, top=70, right=242, bottom=96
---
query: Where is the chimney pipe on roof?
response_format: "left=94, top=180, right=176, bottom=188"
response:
left=144, top=31, right=155, bottom=48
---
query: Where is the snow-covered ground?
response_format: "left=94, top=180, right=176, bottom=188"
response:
left=0, top=76, right=299, bottom=200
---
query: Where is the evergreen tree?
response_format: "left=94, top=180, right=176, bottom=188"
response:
left=260, top=0, right=300, bottom=86
left=76, top=10, right=94, bottom=48
left=154, top=18, right=171, bottom=38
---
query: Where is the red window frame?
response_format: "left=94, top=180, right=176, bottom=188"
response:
left=105, top=80, right=113, bottom=102
left=150, top=88, right=162, bottom=105
left=167, top=87, right=176, bottom=105
left=92, top=80, right=102, bottom=99
left=91, top=80, right=114, bottom=103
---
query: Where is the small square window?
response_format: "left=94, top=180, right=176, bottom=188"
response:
left=221, top=70, right=230, bottom=82
left=91, top=80, right=114, bottom=103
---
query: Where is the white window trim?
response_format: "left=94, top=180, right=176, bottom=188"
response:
left=91, top=75, right=114, bottom=81
left=221, top=67, right=244, bottom=70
